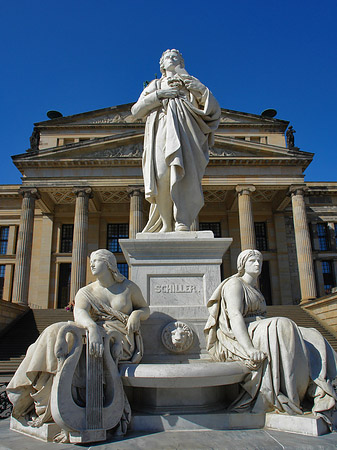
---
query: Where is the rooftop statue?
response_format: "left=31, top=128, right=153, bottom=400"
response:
left=132, top=49, right=221, bottom=232
left=286, top=125, right=296, bottom=148
left=205, top=250, right=337, bottom=422
left=7, top=249, right=150, bottom=443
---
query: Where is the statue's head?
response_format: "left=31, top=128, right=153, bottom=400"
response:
left=90, top=249, right=125, bottom=283
left=159, top=49, right=185, bottom=76
left=237, top=249, right=263, bottom=277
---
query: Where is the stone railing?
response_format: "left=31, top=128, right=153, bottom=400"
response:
left=0, top=299, right=29, bottom=335
left=302, top=293, right=337, bottom=338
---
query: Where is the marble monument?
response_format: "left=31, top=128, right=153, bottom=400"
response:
left=205, top=250, right=337, bottom=423
left=7, top=249, right=150, bottom=443
left=131, top=49, right=221, bottom=232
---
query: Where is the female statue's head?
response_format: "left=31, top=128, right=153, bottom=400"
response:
left=159, top=49, right=185, bottom=76
left=236, top=249, right=263, bottom=277
left=90, top=249, right=125, bottom=283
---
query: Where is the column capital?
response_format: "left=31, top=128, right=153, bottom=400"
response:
left=289, top=185, right=308, bottom=197
left=127, top=186, right=144, bottom=197
left=19, top=187, right=40, bottom=200
left=72, top=187, right=93, bottom=198
left=236, top=185, right=256, bottom=196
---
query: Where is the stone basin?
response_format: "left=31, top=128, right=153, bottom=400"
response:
left=119, top=361, right=250, bottom=414
left=119, top=361, right=249, bottom=388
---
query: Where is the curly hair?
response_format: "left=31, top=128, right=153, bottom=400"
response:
left=159, top=49, right=185, bottom=76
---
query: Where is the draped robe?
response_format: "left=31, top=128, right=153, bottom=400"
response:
left=131, top=77, right=221, bottom=231
left=7, top=284, right=143, bottom=424
left=204, top=276, right=337, bottom=418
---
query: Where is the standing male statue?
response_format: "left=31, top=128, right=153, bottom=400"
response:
left=286, top=125, right=296, bottom=148
left=132, top=49, right=221, bottom=232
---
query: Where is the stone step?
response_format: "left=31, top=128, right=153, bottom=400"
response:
left=0, top=309, right=73, bottom=374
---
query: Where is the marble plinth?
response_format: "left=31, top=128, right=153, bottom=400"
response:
left=119, top=232, right=232, bottom=361
left=10, top=417, right=61, bottom=442
left=131, top=412, right=265, bottom=432
left=265, top=412, right=331, bottom=436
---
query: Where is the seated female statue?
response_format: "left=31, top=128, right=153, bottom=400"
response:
left=204, top=249, right=337, bottom=420
left=7, top=249, right=150, bottom=434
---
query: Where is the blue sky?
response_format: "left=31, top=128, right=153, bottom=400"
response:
left=1, top=0, right=336, bottom=184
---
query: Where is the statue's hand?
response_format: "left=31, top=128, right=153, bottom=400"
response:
left=246, top=347, right=266, bottom=363
left=126, top=311, right=141, bottom=334
left=157, top=88, right=179, bottom=100
left=180, top=75, right=206, bottom=96
left=88, top=326, right=104, bottom=358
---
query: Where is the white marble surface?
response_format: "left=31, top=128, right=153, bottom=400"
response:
left=131, top=49, right=221, bottom=233
left=119, top=361, right=249, bottom=388
left=265, top=412, right=331, bottom=436
left=120, top=235, right=232, bottom=360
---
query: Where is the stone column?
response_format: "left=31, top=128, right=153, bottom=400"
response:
left=128, top=187, right=144, bottom=238
left=70, top=187, right=92, bottom=303
left=236, top=185, right=256, bottom=251
left=12, top=188, right=40, bottom=305
left=290, top=186, right=317, bottom=302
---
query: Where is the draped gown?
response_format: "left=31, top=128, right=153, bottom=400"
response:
left=204, top=277, right=337, bottom=417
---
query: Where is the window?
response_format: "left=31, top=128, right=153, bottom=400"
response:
left=254, top=222, right=268, bottom=251
left=199, top=222, right=221, bottom=238
left=317, top=223, right=329, bottom=251
left=260, top=260, right=272, bottom=305
left=0, top=265, right=5, bottom=298
left=250, top=137, right=261, bottom=143
left=60, top=224, right=74, bottom=253
left=107, top=224, right=129, bottom=253
left=322, top=261, right=334, bottom=295
left=57, top=263, right=71, bottom=308
left=0, top=226, right=9, bottom=255
left=118, top=263, right=129, bottom=279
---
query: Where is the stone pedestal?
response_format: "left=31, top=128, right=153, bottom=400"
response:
left=120, top=231, right=232, bottom=362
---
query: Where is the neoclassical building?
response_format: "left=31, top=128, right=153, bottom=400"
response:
left=1, top=103, right=337, bottom=310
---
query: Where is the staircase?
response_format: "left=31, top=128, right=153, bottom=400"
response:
left=267, top=305, right=337, bottom=352
left=0, top=309, right=73, bottom=377
left=1, top=306, right=337, bottom=377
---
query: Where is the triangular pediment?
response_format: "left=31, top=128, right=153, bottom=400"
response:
left=14, top=103, right=311, bottom=169
left=13, top=131, right=313, bottom=165
left=34, top=104, right=289, bottom=129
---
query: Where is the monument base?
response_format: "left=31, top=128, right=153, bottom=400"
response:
left=265, top=412, right=332, bottom=436
left=10, top=416, right=61, bottom=442
left=131, top=412, right=265, bottom=432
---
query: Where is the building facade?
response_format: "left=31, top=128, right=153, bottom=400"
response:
left=1, top=103, right=337, bottom=309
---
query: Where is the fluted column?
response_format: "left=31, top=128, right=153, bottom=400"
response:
left=12, top=188, right=40, bottom=305
left=290, top=185, right=317, bottom=303
left=128, top=187, right=144, bottom=238
left=236, top=185, right=256, bottom=251
left=70, top=187, right=92, bottom=303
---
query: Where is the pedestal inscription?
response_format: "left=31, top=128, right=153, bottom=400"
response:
left=150, top=276, right=203, bottom=306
